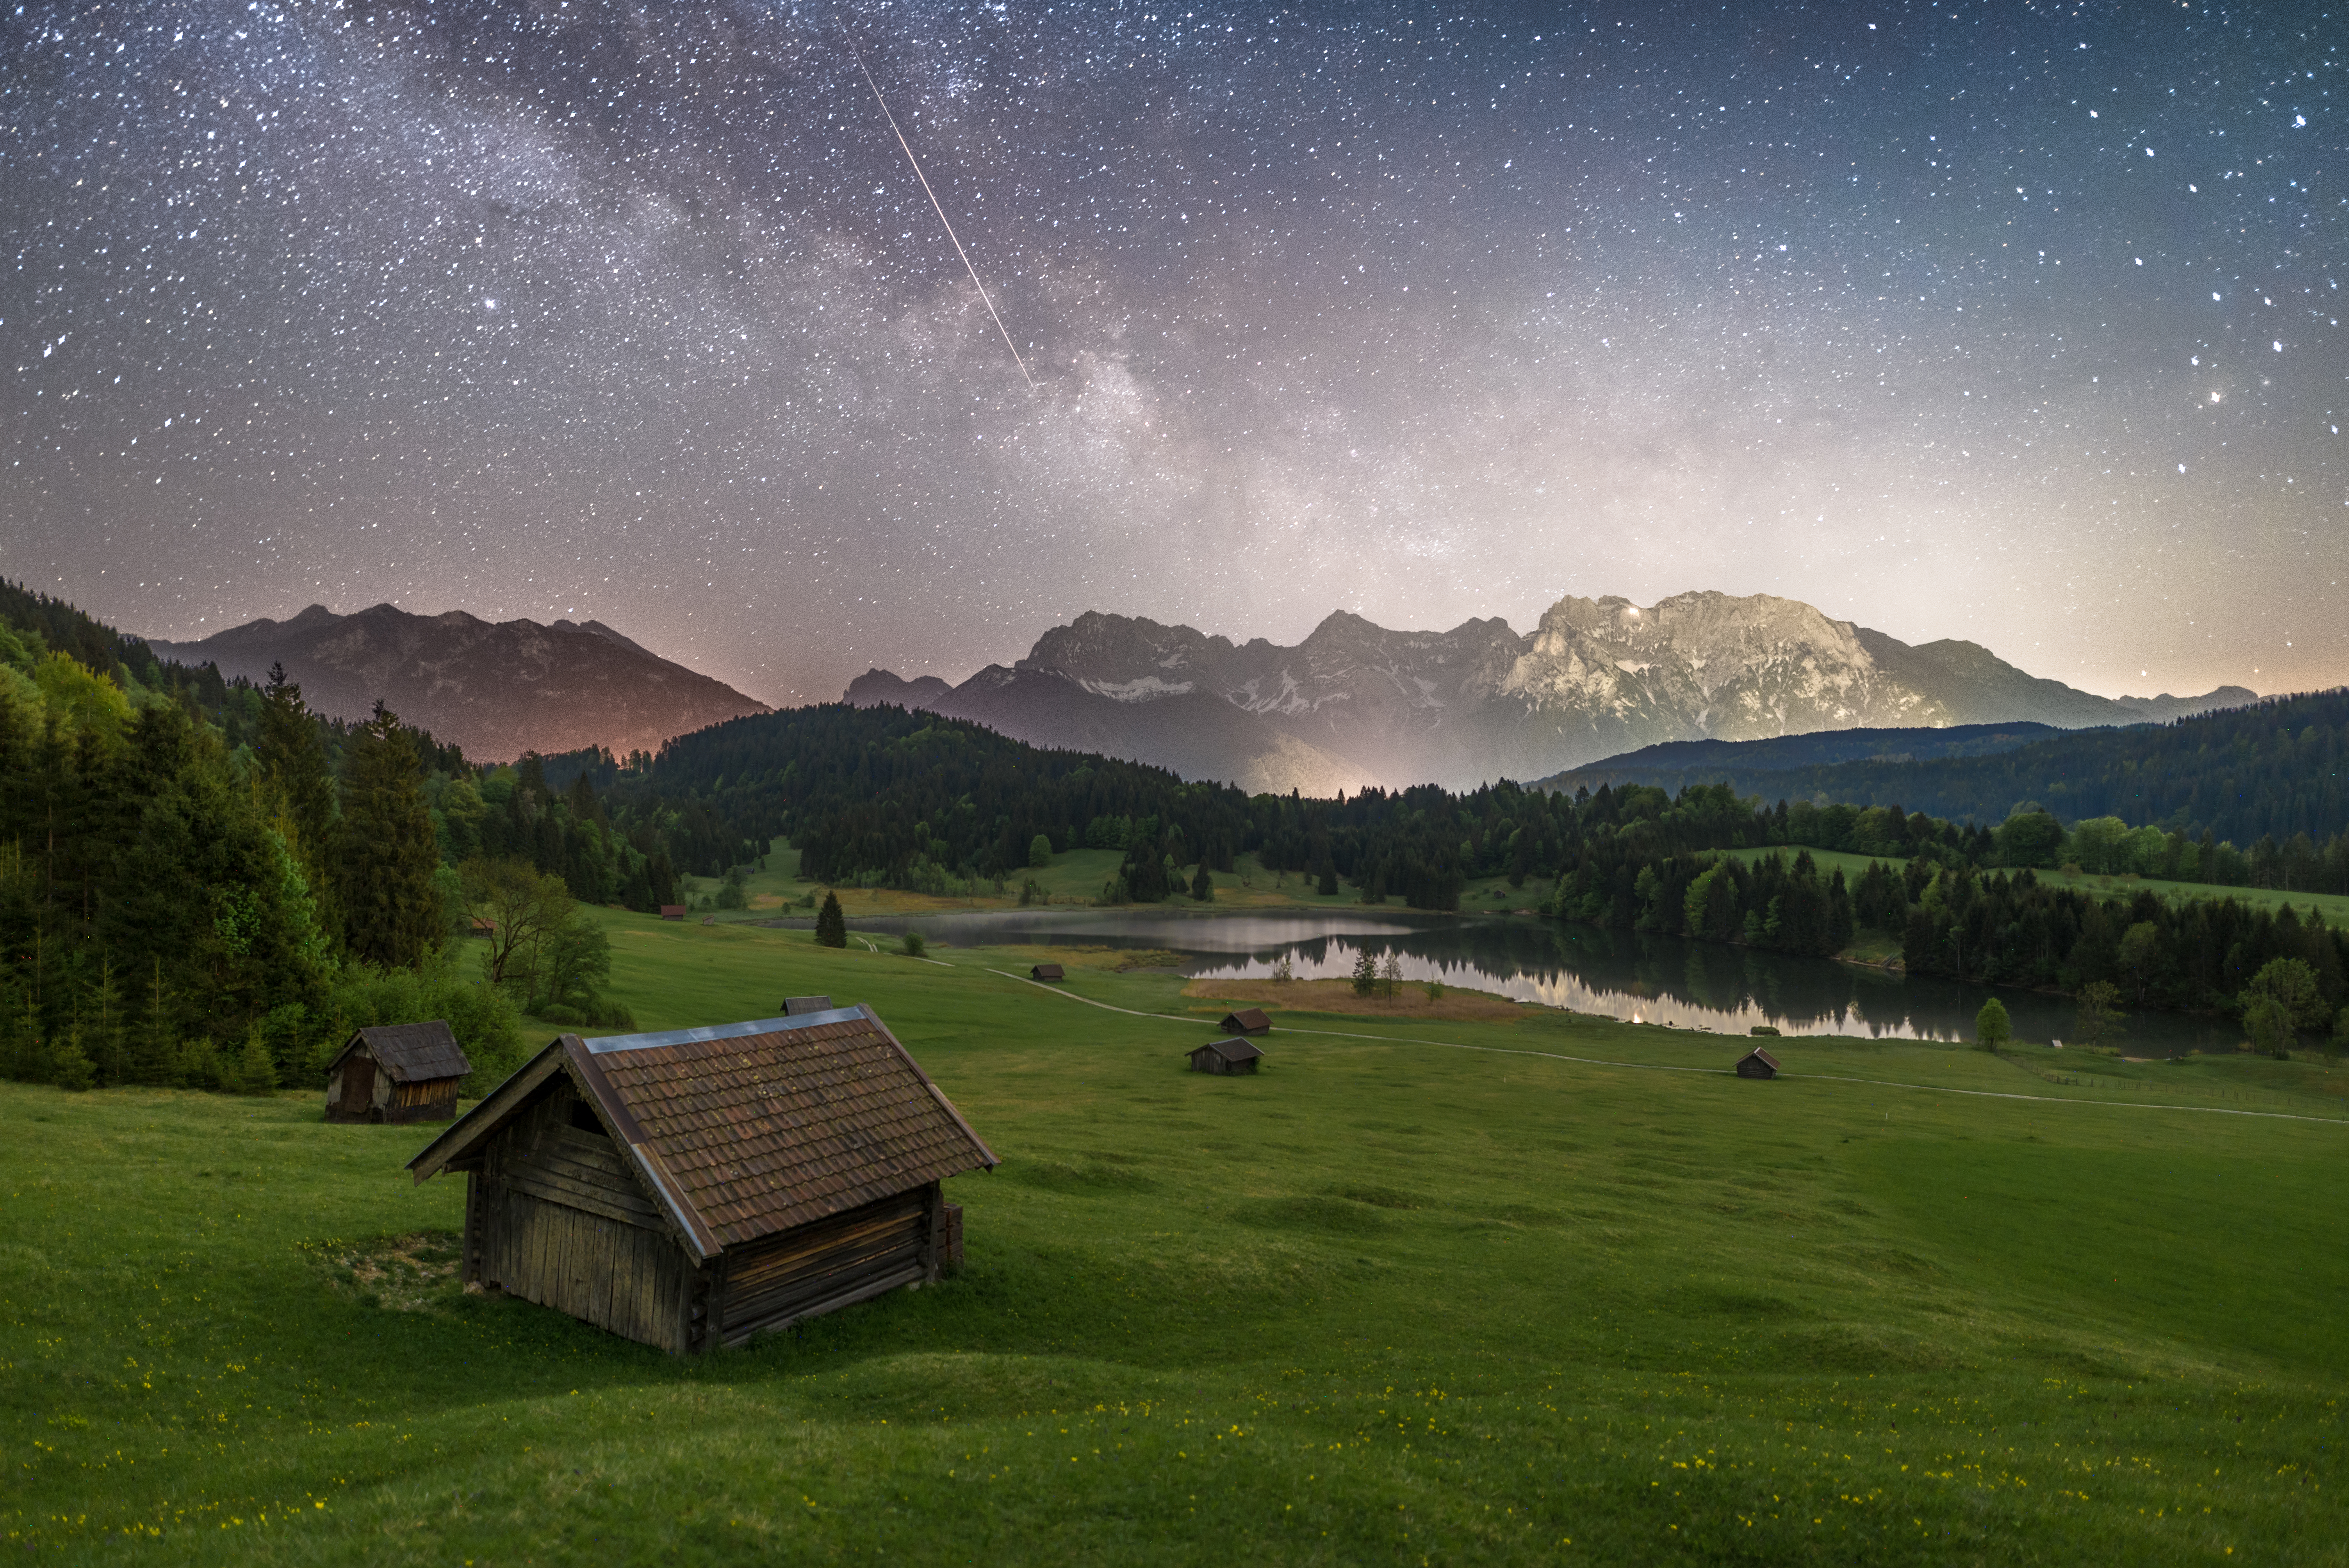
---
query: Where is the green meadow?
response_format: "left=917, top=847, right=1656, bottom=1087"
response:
left=5, top=905, right=2347, bottom=1563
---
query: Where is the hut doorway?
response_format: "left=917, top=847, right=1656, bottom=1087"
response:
left=339, top=1057, right=376, bottom=1119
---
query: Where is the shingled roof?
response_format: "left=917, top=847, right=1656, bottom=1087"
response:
left=330, top=1021, right=471, bottom=1084
left=408, top=1006, right=996, bottom=1258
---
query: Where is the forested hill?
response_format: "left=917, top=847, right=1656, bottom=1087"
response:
left=1538, top=690, right=2349, bottom=848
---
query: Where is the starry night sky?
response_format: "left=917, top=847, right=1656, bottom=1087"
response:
left=2, top=0, right=2340, bottom=706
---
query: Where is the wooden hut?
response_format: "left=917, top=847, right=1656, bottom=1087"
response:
left=325, top=1022, right=471, bottom=1124
left=1735, top=1046, right=1781, bottom=1080
left=467, top=916, right=497, bottom=939
left=406, top=1005, right=996, bottom=1355
left=782, top=995, right=834, bottom=1016
left=1030, top=963, right=1066, bottom=982
left=1188, top=1037, right=1264, bottom=1076
left=659, top=905, right=688, bottom=921
left=1219, top=1008, right=1272, bottom=1035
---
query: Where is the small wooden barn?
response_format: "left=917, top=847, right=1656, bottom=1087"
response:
left=659, top=905, right=688, bottom=921
left=1188, top=1037, right=1264, bottom=1076
left=325, top=1022, right=471, bottom=1124
left=406, top=1005, right=996, bottom=1355
left=1030, top=963, right=1066, bottom=982
left=1219, top=1008, right=1272, bottom=1035
left=1736, top=1046, right=1782, bottom=1080
left=467, top=916, right=497, bottom=939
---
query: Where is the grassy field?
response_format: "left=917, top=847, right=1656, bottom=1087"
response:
left=7, top=905, right=2348, bottom=1563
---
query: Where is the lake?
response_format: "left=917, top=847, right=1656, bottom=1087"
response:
left=802, top=907, right=2241, bottom=1056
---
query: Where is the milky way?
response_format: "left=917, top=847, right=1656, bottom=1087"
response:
left=2, top=0, right=2340, bottom=706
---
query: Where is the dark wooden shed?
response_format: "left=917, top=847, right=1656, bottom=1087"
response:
left=1736, top=1046, right=1782, bottom=1079
left=325, top=1022, right=471, bottom=1124
left=659, top=905, right=688, bottom=921
left=1188, top=1037, right=1264, bottom=1076
left=406, top=1005, right=996, bottom=1355
left=1219, top=1008, right=1273, bottom=1035
left=1030, top=963, right=1066, bottom=982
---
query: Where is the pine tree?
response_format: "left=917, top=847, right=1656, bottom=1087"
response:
left=256, top=663, right=337, bottom=923
left=815, top=890, right=847, bottom=948
left=1317, top=859, right=1338, bottom=897
left=47, top=1023, right=95, bottom=1090
left=1350, top=947, right=1377, bottom=997
left=1190, top=861, right=1214, bottom=902
left=338, top=701, right=442, bottom=969
left=232, top=1023, right=277, bottom=1095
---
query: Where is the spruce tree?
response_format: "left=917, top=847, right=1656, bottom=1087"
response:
left=815, top=890, right=847, bottom=948
left=1190, top=861, right=1214, bottom=902
left=1317, top=859, right=1338, bottom=897
left=256, top=663, right=337, bottom=921
left=338, top=701, right=442, bottom=969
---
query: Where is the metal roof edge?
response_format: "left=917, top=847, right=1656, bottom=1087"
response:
left=577, top=1008, right=867, bottom=1054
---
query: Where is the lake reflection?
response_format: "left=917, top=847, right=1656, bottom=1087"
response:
left=831, top=907, right=2234, bottom=1054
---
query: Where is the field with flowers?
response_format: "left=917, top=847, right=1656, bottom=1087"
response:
left=5, top=907, right=2347, bottom=1563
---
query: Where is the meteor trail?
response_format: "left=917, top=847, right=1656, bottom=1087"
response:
left=839, top=21, right=1037, bottom=390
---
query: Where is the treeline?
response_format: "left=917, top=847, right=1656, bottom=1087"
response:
left=1550, top=689, right=2349, bottom=853
left=1888, top=863, right=2346, bottom=1020
left=0, top=586, right=734, bottom=1097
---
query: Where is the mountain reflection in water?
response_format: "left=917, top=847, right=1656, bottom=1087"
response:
left=838, top=908, right=2233, bottom=1054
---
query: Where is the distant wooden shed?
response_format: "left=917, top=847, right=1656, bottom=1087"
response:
left=659, top=905, right=688, bottom=921
left=467, top=916, right=497, bottom=939
left=325, top=1022, right=471, bottom=1124
left=1030, top=963, right=1066, bottom=982
left=1188, top=1037, right=1264, bottom=1076
left=407, top=1006, right=996, bottom=1355
left=1736, top=1046, right=1782, bottom=1080
left=1219, top=1008, right=1272, bottom=1035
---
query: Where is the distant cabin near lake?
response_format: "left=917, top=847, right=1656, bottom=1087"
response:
left=1219, top=1008, right=1272, bottom=1036
left=1736, top=1046, right=1782, bottom=1080
left=324, top=1022, right=471, bottom=1124
left=407, top=1007, right=996, bottom=1355
left=1030, top=963, right=1066, bottom=982
left=1189, top=1037, right=1264, bottom=1076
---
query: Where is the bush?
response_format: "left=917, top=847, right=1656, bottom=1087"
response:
left=901, top=930, right=927, bottom=958
left=1028, top=834, right=1053, bottom=869
left=2244, top=996, right=2295, bottom=1059
left=1422, top=978, right=1446, bottom=1002
left=1750, top=1024, right=1780, bottom=1037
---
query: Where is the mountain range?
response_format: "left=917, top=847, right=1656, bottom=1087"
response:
left=148, top=603, right=769, bottom=763
left=848, top=591, right=2255, bottom=794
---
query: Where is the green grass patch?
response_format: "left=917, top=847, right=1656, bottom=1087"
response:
left=7, top=912, right=2347, bottom=1561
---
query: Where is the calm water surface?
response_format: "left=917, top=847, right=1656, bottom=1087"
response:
left=825, top=907, right=2235, bottom=1055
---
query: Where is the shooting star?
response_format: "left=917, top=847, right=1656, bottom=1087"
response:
left=840, top=20, right=1037, bottom=390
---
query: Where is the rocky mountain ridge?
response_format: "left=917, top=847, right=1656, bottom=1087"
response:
left=150, top=602, right=770, bottom=763
left=848, top=591, right=2254, bottom=794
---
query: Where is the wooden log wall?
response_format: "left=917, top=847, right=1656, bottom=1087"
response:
left=713, top=1186, right=932, bottom=1348
left=468, top=1079, right=697, bottom=1352
left=477, top=1182, right=697, bottom=1352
